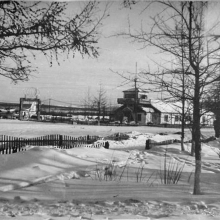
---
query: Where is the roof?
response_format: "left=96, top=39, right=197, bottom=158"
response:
left=141, top=107, right=154, bottom=113
left=123, top=88, right=148, bottom=93
left=150, top=100, right=181, bottom=113
left=122, top=107, right=133, bottom=112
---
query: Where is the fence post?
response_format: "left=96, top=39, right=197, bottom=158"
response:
left=87, top=135, right=90, bottom=144
left=104, top=141, right=109, bottom=149
left=11, top=136, right=15, bottom=153
left=2, top=135, right=5, bottom=154
left=59, top=135, right=63, bottom=148
left=5, top=135, right=8, bottom=154
left=8, top=136, right=11, bottom=154
left=18, top=137, right=21, bottom=152
left=145, top=139, right=150, bottom=150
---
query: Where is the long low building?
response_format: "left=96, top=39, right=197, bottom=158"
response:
left=114, top=88, right=214, bottom=126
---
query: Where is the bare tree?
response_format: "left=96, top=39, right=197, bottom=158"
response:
left=82, top=87, right=93, bottom=117
left=0, top=1, right=108, bottom=82
left=120, top=1, right=220, bottom=195
left=93, top=83, right=107, bottom=124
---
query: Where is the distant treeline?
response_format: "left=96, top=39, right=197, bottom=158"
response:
left=0, top=102, right=116, bottom=117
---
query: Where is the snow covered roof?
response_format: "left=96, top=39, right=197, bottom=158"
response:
left=150, top=100, right=181, bottom=113
left=142, top=107, right=154, bottom=113
left=122, top=107, right=133, bottom=112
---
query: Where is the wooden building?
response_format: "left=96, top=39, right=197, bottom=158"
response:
left=114, top=88, right=214, bottom=126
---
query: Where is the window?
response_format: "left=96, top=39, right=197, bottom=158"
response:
left=140, top=95, right=148, bottom=99
left=138, top=114, right=142, bottom=121
left=202, top=116, right=206, bottom=124
left=175, top=115, right=179, bottom=122
left=185, top=115, right=191, bottom=121
left=124, top=94, right=136, bottom=99
left=164, top=115, right=169, bottom=122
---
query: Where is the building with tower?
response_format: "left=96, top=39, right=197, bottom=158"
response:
left=113, top=88, right=214, bottom=126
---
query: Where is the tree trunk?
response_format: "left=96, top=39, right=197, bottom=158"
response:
left=191, top=139, right=195, bottom=156
left=181, top=2, right=185, bottom=152
left=215, top=115, right=220, bottom=138
left=193, top=69, right=202, bottom=195
left=181, top=97, right=185, bottom=151
left=193, top=159, right=201, bottom=194
left=181, top=106, right=185, bottom=151
left=191, top=126, right=195, bottom=156
left=181, top=136, right=185, bottom=151
left=187, top=1, right=201, bottom=195
left=193, top=120, right=202, bottom=195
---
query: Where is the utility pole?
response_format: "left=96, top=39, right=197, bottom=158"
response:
left=98, top=101, right=100, bottom=126
left=103, top=106, right=105, bottom=122
left=49, top=98, right=51, bottom=113
left=134, top=62, right=138, bottom=124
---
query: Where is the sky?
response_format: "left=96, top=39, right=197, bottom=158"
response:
left=0, top=1, right=219, bottom=108
left=0, top=0, right=162, bottom=108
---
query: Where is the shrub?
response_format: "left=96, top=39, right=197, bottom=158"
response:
left=158, top=149, right=185, bottom=184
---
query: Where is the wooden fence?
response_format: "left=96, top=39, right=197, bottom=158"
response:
left=1, top=134, right=191, bottom=154
left=0, top=134, right=106, bottom=154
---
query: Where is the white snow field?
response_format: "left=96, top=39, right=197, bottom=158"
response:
left=0, top=119, right=220, bottom=220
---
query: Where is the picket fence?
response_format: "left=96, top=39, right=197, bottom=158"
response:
left=0, top=134, right=106, bottom=154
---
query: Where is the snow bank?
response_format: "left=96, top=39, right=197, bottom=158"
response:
left=0, top=131, right=219, bottom=192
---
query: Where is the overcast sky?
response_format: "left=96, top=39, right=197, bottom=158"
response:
left=0, top=1, right=219, bottom=108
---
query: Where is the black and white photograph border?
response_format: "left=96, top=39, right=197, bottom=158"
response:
left=0, top=1, right=220, bottom=220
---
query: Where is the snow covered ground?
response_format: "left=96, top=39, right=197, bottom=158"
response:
left=0, top=119, right=220, bottom=220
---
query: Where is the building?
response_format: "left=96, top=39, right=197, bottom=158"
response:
left=114, top=88, right=214, bottom=126
left=116, top=88, right=153, bottom=125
